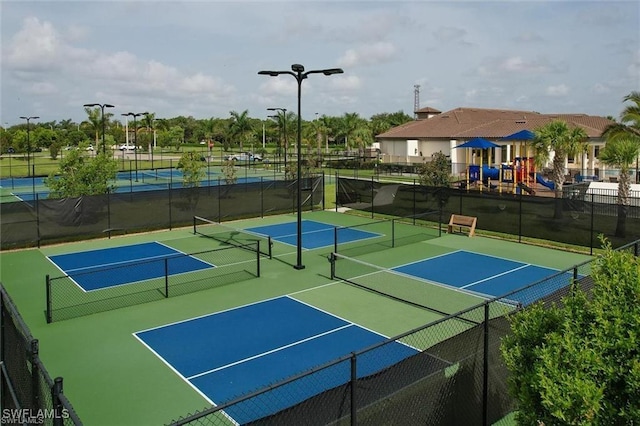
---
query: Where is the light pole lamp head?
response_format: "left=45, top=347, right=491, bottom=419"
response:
left=104, top=104, right=115, bottom=109
left=291, top=64, right=304, bottom=73
left=83, top=103, right=99, bottom=108
left=258, top=70, right=281, bottom=76
left=322, top=68, right=344, bottom=76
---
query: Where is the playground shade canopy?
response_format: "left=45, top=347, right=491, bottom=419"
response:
left=455, top=137, right=500, bottom=149
left=500, top=130, right=535, bottom=141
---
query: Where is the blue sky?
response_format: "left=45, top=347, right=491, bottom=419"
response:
left=1, top=0, right=638, bottom=126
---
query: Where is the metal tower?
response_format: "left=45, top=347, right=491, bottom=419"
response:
left=414, top=85, right=420, bottom=119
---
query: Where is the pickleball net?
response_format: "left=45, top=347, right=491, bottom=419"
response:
left=194, top=216, right=272, bottom=259
left=329, top=252, right=519, bottom=324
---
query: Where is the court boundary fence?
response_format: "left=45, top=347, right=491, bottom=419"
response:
left=166, top=240, right=638, bottom=425
left=335, top=175, right=640, bottom=253
left=1, top=284, right=83, bottom=425
left=45, top=242, right=261, bottom=323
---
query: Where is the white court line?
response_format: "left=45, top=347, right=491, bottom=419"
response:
left=187, top=324, right=354, bottom=380
left=461, top=264, right=531, bottom=289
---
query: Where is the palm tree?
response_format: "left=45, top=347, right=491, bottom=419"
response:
left=83, top=107, right=113, bottom=150
left=599, top=138, right=640, bottom=237
left=229, top=110, right=253, bottom=152
left=532, top=120, right=588, bottom=218
left=599, top=92, right=640, bottom=237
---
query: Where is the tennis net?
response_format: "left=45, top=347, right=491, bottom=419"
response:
left=329, top=253, right=517, bottom=324
left=193, top=216, right=272, bottom=258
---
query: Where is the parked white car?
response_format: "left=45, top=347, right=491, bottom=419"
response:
left=224, top=152, right=262, bottom=162
left=119, top=145, right=136, bottom=151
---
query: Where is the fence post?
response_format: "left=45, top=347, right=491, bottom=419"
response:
left=30, top=339, right=40, bottom=410
left=413, top=180, right=417, bottom=223
left=350, top=353, right=357, bottom=425
left=46, top=275, right=52, bottom=324
left=164, top=259, right=169, bottom=298
left=518, top=192, right=523, bottom=243
left=335, top=172, right=339, bottom=212
left=260, top=177, right=264, bottom=218
left=590, top=193, right=594, bottom=256
left=36, top=193, right=41, bottom=248
left=52, top=377, right=64, bottom=426
left=371, top=176, right=374, bottom=219
left=322, top=172, right=325, bottom=211
left=334, top=227, right=338, bottom=254
left=218, top=177, right=222, bottom=223
left=482, top=302, right=490, bottom=426
left=168, top=182, right=173, bottom=231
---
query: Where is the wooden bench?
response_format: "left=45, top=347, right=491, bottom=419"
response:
left=447, top=214, right=477, bottom=237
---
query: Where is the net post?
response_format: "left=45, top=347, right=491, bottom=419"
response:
left=267, top=236, right=273, bottom=259
left=46, top=274, right=52, bottom=323
left=193, top=216, right=197, bottom=234
left=256, top=241, right=261, bottom=278
left=350, top=352, right=357, bottom=425
left=330, top=253, right=336, bottom=280
left=391, top=218, right=396, bottom=248
left=164, top=258, right=169, bottom=298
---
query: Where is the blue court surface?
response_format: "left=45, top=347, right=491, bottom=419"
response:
left=47, top=242, right=213, bottom=291
left=393, top=250, right=575, bottom=306
left=245, top=220, right=380, bottom=250
left=135, top=297, right=440, bottom=424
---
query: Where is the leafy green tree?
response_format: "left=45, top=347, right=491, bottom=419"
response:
left=177, top=151, right=205, bottom=188
left=221, top=159, right=237, bottom=185
left=532, top=120, right=588, bottom=218
left=501, top=238, right=640, bottom=425
left=45, top=150, right=118, bottom=197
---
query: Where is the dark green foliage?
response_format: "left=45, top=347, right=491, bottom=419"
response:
left=418, top=151, right=451, bottom=187
left=501, top=238, right=640, bottom=425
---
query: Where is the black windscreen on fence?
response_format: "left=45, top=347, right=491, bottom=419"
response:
left=1, top=175, right=324, bottom=250
left=336, top=176, right=640, bottom=251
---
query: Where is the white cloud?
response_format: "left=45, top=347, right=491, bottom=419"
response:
left=546, top=84, right=570, bottom=97
left=5, top=17, right=61, bottom=71
left=330, top=75, right=361, bottom=91
left=433, top=26, right=468, bottom=44
left=337, top=42, right=397, bottom=68
left=26, top=82, right=58, bottom=95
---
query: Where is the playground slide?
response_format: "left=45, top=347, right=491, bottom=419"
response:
left=535, top=173, right=555, bottom=190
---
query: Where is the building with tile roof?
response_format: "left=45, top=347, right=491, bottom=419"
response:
left=375, top=107, right=615, bottom=179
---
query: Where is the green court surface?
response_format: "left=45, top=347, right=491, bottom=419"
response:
left=0, top=210, right=592, bottom=425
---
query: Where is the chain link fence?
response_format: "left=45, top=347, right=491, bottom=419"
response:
left=165, top=238, right=635, bottom=426
left=335, top=175, right=640, bottom=252
left=1, top=174, right=324, bottom=250
left=1, top=285, right=83, bottom=425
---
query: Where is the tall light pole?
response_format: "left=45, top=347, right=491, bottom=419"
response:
left=122, top=112, right=148, bottom=182
left=267, top=114, right=282, bottom=170
left=19, top=116, right=39, bottom=177
left=259, top=64, right=343, bottom=270
left=83, top=103, right=114, bottom=155
left=267, top=107, right=287, bottom=170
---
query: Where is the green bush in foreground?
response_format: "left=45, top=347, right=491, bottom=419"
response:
left=501, top=238, right=640, bottom=425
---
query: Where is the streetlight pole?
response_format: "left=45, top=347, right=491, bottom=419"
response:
left=19, top=116, right=39, bottom=177
left=267, top=108, right=287, bottom=171
left=122, top=112, right=148, bottom=182
left=83, top=103, right=114, bottom=155
left=259, top=64, right=343, bottom=270
left=267, top=114, right=282, bottom=171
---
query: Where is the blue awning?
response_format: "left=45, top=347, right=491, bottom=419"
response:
left=455, top=137, right=500, bottom=149
left=501, top=130, right=535, bottom=141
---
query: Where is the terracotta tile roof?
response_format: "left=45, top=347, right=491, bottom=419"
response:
left=377, top=107, right=613, bottom=140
